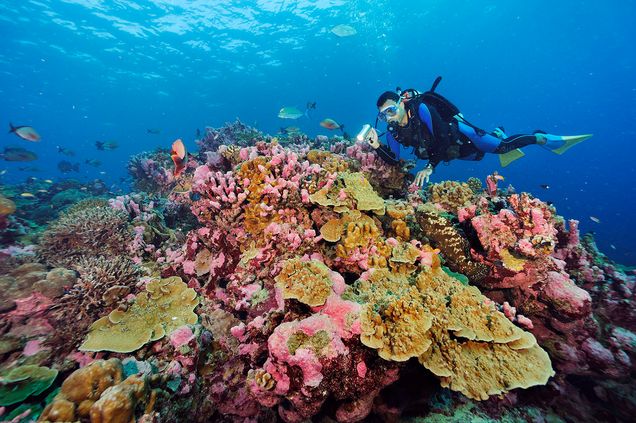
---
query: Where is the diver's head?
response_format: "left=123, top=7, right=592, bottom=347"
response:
left=376, top=91, right=408, bottom=126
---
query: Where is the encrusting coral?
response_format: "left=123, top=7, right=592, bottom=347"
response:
left=80, top=276, right=199, bottom=353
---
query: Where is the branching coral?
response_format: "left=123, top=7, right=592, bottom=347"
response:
left=38, top=204, right=131, bottom=267
left=127, top=148, right=175, bottom=194
left=80, top=276, right=199, bottom=353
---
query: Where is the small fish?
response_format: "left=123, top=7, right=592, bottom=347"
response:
left=99, top=171, right=106, bottom=175
left=330, top=24, right=357, bottom=37
left=95, top=140, right=118, bottom=150
left=57, top=146, right=75, bottom=156
left=37, top=189, right=48, bottom=193
left=540, top=184, right=550, bottom=189
left=20, top=192, right=35, bottom=198
left=306, top=101, right=316, bottom=110
left=610, top=244, right=616, bottom=250
left=147, top=128, right=161, bottom=134
left=589, top=216, right=601, bottom=223
left=279, top=126, right=301, bottom=135
left=278, top=106, right=306, bottom=120
left=320, top=118, right=344, bottom=132
left=9, top=123, right=41, bottom=142
left=80, top=187, right=87, bottom=191
left=43, top=179, right=53, bottom=183
left=170, top=138, right=187, bottom=177
left=0, top=169, right=6, bottom=175
left=85, top=159, right=102, bottom=167
left=57, top=160, right=80, bottom=173
left=2, top=147, right=38, bottom=162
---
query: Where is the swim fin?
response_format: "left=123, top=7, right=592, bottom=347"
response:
left=499, top=148, right=525, bottom=167
left=537, top=133, right=593, bottom=155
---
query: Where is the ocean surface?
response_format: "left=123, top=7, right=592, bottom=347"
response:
left=1, top=0, right=635, bottom=264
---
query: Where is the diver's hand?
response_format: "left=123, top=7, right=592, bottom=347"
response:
left=414, top=165, right=433, bottom=187
left=365, top=128, right=380, bottom=149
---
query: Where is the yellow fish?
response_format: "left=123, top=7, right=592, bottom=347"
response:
left=20, top=192, right=35, bottom=198
left=44, top=179, right=53, bottom=183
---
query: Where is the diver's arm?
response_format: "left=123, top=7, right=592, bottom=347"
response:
left=365, top=128, right=400, bottom=165
left=376, top=144, right=400, bottom=165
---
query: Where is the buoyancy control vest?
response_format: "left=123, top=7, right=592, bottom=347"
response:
left=388, top=77, right=464, bottom=165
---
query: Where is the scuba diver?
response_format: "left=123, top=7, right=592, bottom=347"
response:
left=360, top=77, right=592, bottom=186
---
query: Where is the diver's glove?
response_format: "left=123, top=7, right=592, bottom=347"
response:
left=364, top=127, right=380, bottom=149
left=414, top=164, right=434, bottom=187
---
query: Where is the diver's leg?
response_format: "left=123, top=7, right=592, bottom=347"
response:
left=457, top=121, right=502, bottom=153
left=493, top=134, right=538, bottom=154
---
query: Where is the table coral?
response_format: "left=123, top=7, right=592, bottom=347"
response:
left=80, top=276, right=199, bottom=353
left=416, top=269, right=554, bottom=401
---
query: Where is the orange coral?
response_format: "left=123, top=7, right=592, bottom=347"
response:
left=39, top=359, right=123, bottom=421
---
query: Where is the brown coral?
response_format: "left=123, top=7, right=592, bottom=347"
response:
left=355, top=269, right=433, bottom=361
left=39, top=359, right=154, bottom=423
left=39, top=358, right=124, bottom=421
left=428, top=180, right=475, bottom=213
left=275, top=258, right=333, bottom=307
left=38, top=204, right=131, bottom=268
left=0, top=263, right=76, bottom=312
left=351, top=267, right=554, bottom=400
left=416, top=205, right=489, bottom=282
left=306, top=150, right=350, bottom=173
left=416, top=269, right=554, bottom=401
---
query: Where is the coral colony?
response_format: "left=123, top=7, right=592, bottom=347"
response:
left=0, top=120, right=634, bottom=422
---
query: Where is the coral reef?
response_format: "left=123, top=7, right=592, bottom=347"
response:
left=1, top=130, right=634, bottom=423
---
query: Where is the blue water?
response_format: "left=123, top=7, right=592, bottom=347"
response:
left=1, top=0, right=635, bottom=264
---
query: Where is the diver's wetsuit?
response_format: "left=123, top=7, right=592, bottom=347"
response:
left=376, top=101, right=538, bottom=168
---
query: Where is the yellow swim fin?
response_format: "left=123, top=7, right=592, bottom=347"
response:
left=499, top=148, right=525, bottom=167
left=549, top=134, right=593, bottom=155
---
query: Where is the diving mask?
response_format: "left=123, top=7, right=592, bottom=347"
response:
left=377, top=104, right=399, bottom=122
